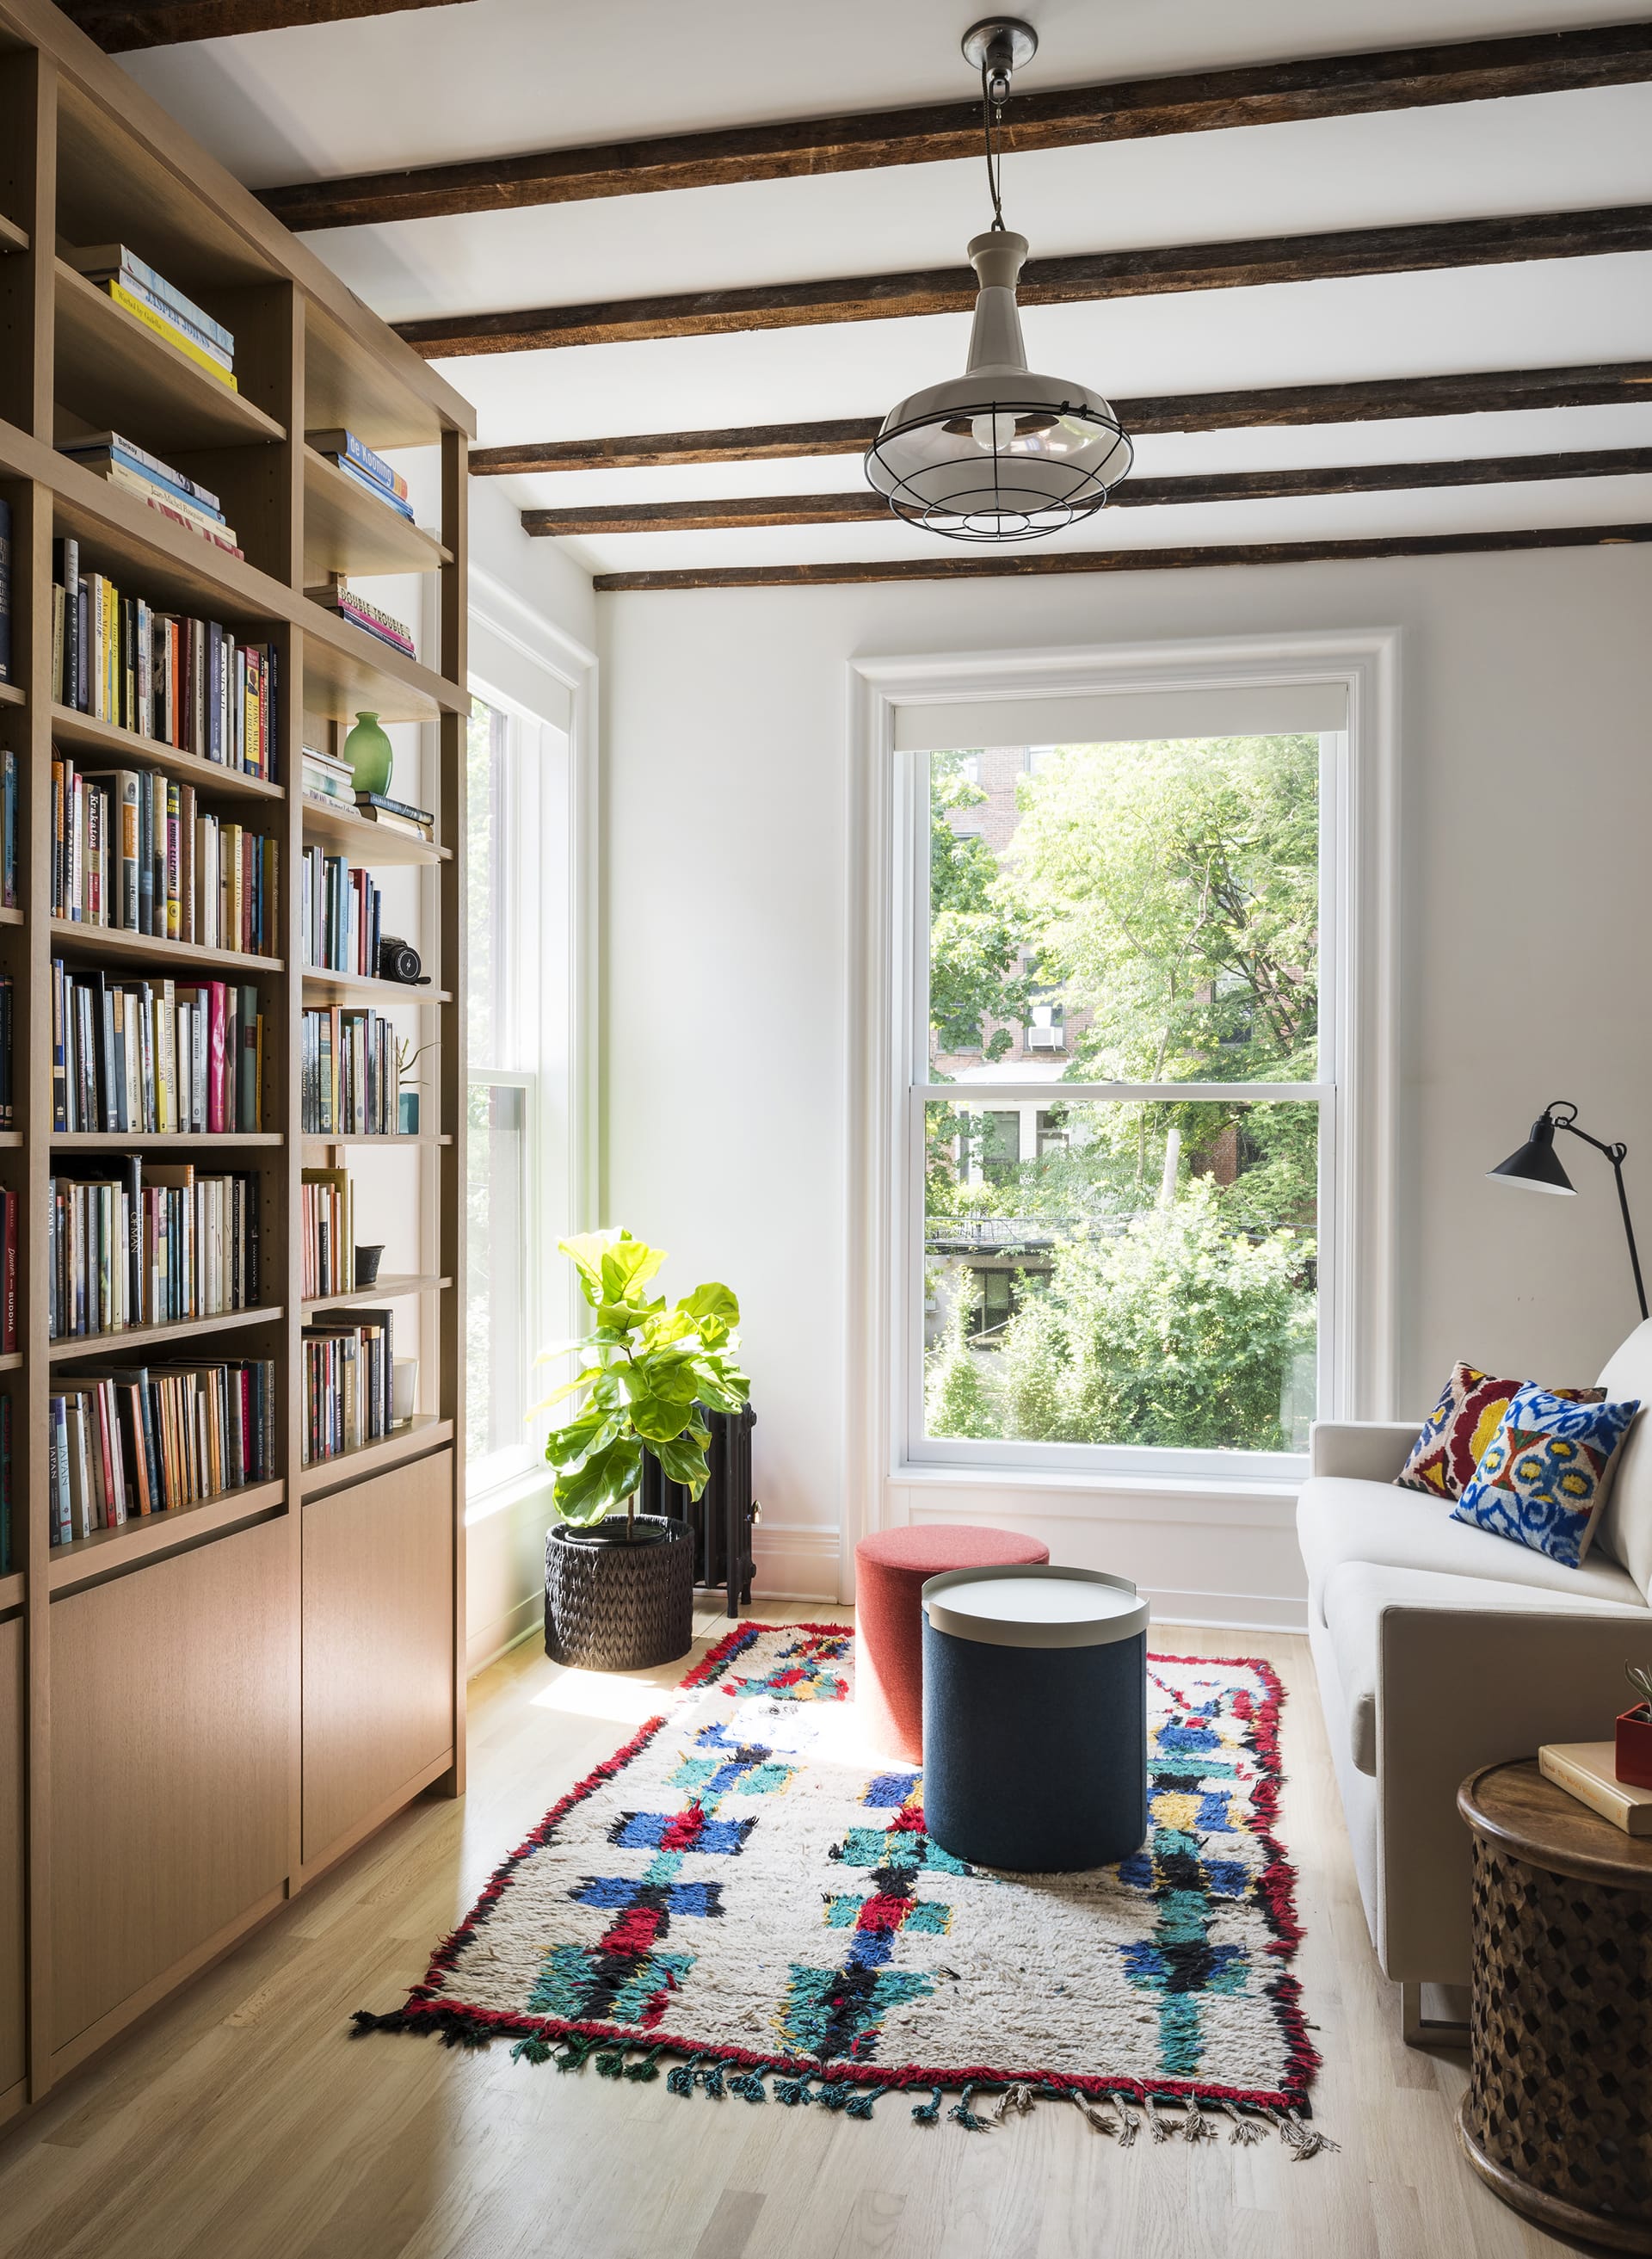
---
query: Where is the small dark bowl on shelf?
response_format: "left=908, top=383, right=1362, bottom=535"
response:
left=354, top=1244, right=385, bottom=1287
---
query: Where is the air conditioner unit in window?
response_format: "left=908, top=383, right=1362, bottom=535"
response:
left=1026, top=1024, right=1066, bottom=1050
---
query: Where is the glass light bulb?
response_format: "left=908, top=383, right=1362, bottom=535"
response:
left=970, top=410, right=1015, bottom=453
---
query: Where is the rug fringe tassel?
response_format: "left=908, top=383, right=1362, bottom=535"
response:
left=1069, top=2089, right=1121, bottom=2137
left=911, top=2086, right=943, bottom=2126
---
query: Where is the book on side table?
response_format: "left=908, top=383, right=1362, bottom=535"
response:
left=1538, top=1741, right=1652, bottom=1834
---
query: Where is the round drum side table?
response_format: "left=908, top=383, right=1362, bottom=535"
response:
left=1457, top=1758, right=1652, bottom=2254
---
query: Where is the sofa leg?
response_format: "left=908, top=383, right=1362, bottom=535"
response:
left=1400, top=1980, right=1471, bottom=2049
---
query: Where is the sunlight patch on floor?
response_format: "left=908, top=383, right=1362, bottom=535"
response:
left=527, top=1668, right=677, bottom=1724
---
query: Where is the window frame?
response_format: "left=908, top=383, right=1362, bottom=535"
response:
left=848, top=632, right=1398, bottom=1515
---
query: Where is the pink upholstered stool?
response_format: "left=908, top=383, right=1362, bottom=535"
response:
left=854, top=1523, right=1050, bottom=1762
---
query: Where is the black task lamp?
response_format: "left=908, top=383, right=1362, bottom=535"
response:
left=1489, top=1100, right=1649, bottom=1322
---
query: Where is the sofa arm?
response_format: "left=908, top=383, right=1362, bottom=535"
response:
left=1309, top=1419, right=1419, bottom=1482
left=1373, top=1583, right=1652, bottom=1987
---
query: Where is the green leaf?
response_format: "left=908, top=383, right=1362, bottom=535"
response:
left=681, top=1281, right=740, bottom=1330
left=545, top=1404, right=621, bottom=1470
left=648, top=1432, right=712, bottom=1497
left=553, top=1438, right=644, bottom=1526
left=526, top=1364, right=610, bottom=1417
left=600, top=1235, right=667, bottom=1303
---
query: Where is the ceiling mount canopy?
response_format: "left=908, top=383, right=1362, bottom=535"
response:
left=865, top=16, right=1133, bottom=543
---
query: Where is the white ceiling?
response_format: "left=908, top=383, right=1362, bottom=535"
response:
left=115, top=0, right=1652, bottom=579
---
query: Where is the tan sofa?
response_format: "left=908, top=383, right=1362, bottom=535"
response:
left=1300, top=1319, right=1652, bottom=2041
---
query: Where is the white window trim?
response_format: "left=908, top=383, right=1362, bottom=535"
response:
left=844, top=630, right=1399, bottom=1569
left=462, top=578, right=599, bottom=1521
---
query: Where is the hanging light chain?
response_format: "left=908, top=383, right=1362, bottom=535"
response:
left=980, top=59, right=1008, bottom=232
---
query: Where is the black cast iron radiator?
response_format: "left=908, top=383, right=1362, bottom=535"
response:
left=639, top=1403, right=758, bottom=1618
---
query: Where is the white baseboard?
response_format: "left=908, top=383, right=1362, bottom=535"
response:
left=1140, top=1589, right=1309, bottom=1634
left=466, top=1589, right=543, bottom=1677
left=753, top=1522, right=840, bottom=1603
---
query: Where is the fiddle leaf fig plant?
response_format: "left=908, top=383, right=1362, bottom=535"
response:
left=535, top=1231, right=750, bottom=1534
left=1626, top=1661, right=1652, bottom=1721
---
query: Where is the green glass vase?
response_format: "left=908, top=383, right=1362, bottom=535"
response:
left=343, top=710, right=393, bottom=797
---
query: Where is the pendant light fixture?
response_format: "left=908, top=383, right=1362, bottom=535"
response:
left=864, top=17, right=1133, bottom=541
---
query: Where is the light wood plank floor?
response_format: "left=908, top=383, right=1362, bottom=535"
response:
left=0, top=1608, right=1581, bottom=2259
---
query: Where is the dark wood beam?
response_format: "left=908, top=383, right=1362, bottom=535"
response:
left=522, top=447, right=1652, bottom=537
left=590, top=522, right=1652, bottom=593
left=396, top=205, right=1652, bottom=359
left=471, top=362, right=1652, bottom=476
left=259, top=22, right=1652, bottom=230
left=61, top=0, right=468, bottom=49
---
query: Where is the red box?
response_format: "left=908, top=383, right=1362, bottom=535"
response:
left=1615, top=1707, right=1652, bottom=1788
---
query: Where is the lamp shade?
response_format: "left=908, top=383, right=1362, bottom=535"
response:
left=1488, top=1115, right=1575, bottom=1194
left=865, top=231, right=1132, bottom=540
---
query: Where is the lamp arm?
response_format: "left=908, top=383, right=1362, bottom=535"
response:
left=1554, top=1114, right=1650, bottom=1324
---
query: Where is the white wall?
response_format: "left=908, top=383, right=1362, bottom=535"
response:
left=599, top=544, right=1652, bottom=1624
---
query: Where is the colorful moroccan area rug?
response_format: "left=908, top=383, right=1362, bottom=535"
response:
left=354, top=1624, right=1330, bottom=2151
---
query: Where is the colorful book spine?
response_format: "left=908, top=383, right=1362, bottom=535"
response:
left=100, top=280, right=239, bottom=391
left=307, top=429, right=407, bottom=501
left=326, top=452, right=416, bottom=522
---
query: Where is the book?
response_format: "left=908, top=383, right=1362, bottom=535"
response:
left=97, top=461, right=233, bottom=545
left=1539, top=1741, right=1652, bottom=1835
left=59, top=431, right=222, bottom=514
left=306, top=587, right=416, bottom=657
left=325, top=451, right=416, bottom=523
left=305, top=429, right=407, bottom=501
left=99, top=279, right=240, bottom=392
left=64, top=245, right=236, bottom=356
left=354, top=790, right=434, bottom=825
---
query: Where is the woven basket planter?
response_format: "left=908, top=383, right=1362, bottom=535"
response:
left=544, top=1515, right=696, bottom=1671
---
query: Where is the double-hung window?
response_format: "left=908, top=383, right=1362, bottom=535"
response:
left=465, top=688, right=566, bottom=1495
left=905, top=700, right=1356, bottom=1482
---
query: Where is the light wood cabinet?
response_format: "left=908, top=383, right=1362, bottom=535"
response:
left=302, top=1449, right=455, bottom=1866
left=49, top=1520, right=293, bottom=2053
left=0, top=1617, right=24, bottom=2097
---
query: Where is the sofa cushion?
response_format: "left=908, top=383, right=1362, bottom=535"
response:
left=1452, top=1385, right=1641, bottom=1568
left=1595, top=1320, right=1652, bottom=1595
left=1298, top=1474, right=1645, bottom=1625
left=1320, top=1560, right=1652, bottom=1776
left=1395, top=1361, right=1604, bottom=1502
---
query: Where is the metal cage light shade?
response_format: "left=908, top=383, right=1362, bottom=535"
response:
left=865, top=231, right=1133, bottom=540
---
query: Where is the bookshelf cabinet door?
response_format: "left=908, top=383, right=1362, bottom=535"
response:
left=49, top=1519, right=293, bottom=2054
left=0, top=1618, right=23, bottom=2097
left=302, top=1450, right=455, bottom=1867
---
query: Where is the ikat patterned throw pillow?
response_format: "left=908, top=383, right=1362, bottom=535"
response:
left=1451, top=1384, right=1642, bottom=1568
left=1395, top=1362, right=1605, bottom=1502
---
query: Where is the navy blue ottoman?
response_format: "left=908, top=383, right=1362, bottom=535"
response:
left=920, top=1565, right=1149, bottom=1871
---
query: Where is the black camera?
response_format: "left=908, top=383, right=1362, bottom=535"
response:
left=377, top=936, right=426, bottom=984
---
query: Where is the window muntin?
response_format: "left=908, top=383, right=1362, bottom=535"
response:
left=914, top=732, right=1328, bottom=1472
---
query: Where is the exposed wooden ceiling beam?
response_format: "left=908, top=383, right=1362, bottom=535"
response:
left=258, top=22, right=1652, bottom=231
left=61, top=0, right=468, bottom=51
left=478, top=363, right=1652, bottom=476
left=591, top=521, right=1652, bottom=594
left=396, top=205, right=1652, bottom=358
left=521, top=447, right=1652, bottom=538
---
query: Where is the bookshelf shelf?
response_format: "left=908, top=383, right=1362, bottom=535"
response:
left=46, top=1478, right=286, bottom=1597
left=49, top=918, right=283, bottom=977
left=50, top=1133, right=284, bottom=1150
left=301, top=1133, right=450, bottom=1153
left=48, top=1305, right=284, bottom=1363
left=299, top=1414, right=454, bottom=1498
left=299, top=797, right=448, bottom=864
left=53, top=261, right=286, bottom=455
left=49, top=707, right=286, bottom=804
left=301, top=970, right=452, bottom=1007
left=7, top=0, right=473, bottom=2120
left=301, top=447, right=452, bottom=583
left=302, top=1273, right=449, bottom=1316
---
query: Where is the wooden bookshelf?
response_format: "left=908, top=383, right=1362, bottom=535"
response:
left=0, top=0, right=473, bottom=2120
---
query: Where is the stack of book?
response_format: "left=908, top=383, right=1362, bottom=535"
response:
left=300, top=1006, right=400, bottom=1136
left=301, top=742, right=356, bottom=808
left=46, top=1357, right=276, bottom=1544
left=307, top=583, right=416, bottom=661
left=353, top=789, right=435, bottom=842
left=308, top=429, right=415, bottom=524
left=48, top=1162, right=262, bottom=1340
left=52, top=750, right=279, bottom=953
left=66, top=244, right=237, bottom=393
left=301, top=1163, right=354, bottom=1297
left=52, top=963, right=263, bottom=1134
left=300, top=849, right=382, bottom=976
left=59, top=431, right=242, bottom=559
left=52, top=540, right=278, bottom=777
left=301, top=1305, right=394, bottom=1466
